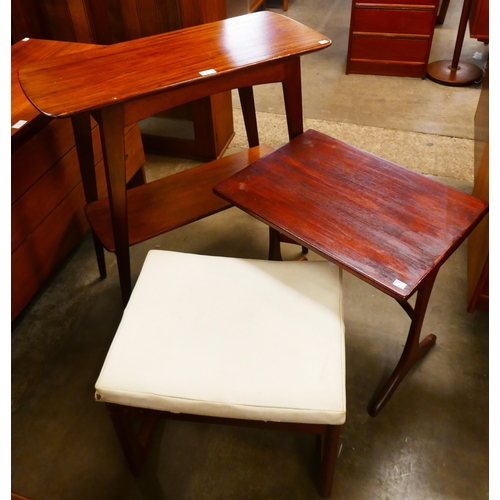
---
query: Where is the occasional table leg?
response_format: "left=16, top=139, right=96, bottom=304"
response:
left=368, top=270, right=438, bottom=416
left=269, top=227, right=283, bottom=261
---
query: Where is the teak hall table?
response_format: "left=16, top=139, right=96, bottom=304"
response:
left=18, top=11, right=332, bottom=305
left=214, top=129, right=489, bottom=416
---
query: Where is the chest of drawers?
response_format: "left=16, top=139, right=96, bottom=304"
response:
left=346, top=0, right=440, bottom=78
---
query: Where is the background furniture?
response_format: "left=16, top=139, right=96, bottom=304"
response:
left=469, top=0, right=489, bottom=42
left=11, top=38, right=145, bottom=321
left=226, top=0, right=266, bottom=16
left=95, top=250, right=346, bottom=498
left=215, top=129, right=488, bottom=416
left=467, top=66, right=489, bottom=312
left=427, top=0, right=483, bottom=85
left=19, top=12, right=331, bottom=306
left=346, top=0, right=440, bottom=78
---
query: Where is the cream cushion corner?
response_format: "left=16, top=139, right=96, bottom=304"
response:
left=95, top=250, right=346, bottom=425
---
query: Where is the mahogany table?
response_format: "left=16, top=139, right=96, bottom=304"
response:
left=18, top=11, right=331, bottom=305
left=214, top=129, right=489, bottom=416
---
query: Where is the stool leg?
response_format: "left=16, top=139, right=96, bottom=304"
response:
left=283, top=0, right=289, bottom=10
left=106, top=403, right=160, bottom=475
left=319, top=425, right=341, bottom=498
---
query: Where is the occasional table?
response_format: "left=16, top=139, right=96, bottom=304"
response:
left=214, top=129, right=489, bottom=416
left=18, top=12, right=331, bottom=306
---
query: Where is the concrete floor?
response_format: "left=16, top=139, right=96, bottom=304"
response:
left=11, top=1, right=489, bottom=499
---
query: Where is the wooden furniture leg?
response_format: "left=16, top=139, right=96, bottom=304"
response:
left=284, top=0, right=289, bottom=11
left=238, top=87, right=260, bottom=148
left=276, top=58, right=311, bottom=254
left=71, top=113, right=107, bottom=279
left=106, top=404, right=160, bottom=475
left=320, top=425, right=341, bottom=498
left=368, top=269, right=439, bottom=416
left=282, top=58, right=304, bottom=140
left=98, top=104, right=132, bottom=306
left=269, top=227, right=283, bottom=261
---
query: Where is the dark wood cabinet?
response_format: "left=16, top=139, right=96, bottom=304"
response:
left=11, top=0, right=234, bottom=161
left=467, top=67, right=489, bottom=312
left=469, top=0, right=489, bottom=43
left=346, top=0, right=440, bottom=78
left=11, top=39, right=146, bottom=321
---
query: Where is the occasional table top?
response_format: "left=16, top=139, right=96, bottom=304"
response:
left=214, top=129, right=489, bottom=300
left=18, top=11, right=331, bottom=119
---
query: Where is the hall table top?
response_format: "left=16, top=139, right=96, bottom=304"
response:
left=18, top=11, right=331, bottom=121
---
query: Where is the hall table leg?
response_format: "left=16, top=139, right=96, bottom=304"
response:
left=97, top=104, right=132, bottom=306
left=71, top=112, right=107, bottom=280
left=367, top=269, right=438, bottom=417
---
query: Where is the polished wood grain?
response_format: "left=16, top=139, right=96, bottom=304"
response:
left=18, top=12, right=331, bottom=119
left=215, top=129, right=488, bottom=301
left=215, top=128, right=488, bottom=416
left=11, top=38, right=103, bottom=150
left=12, top=0, right=235, bottom=163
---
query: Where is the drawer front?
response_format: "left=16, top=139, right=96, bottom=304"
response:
left=347, top=59, right=426, bottom=77
left=12, top=117, right=102, bottom=203
left=352, top=9, right=436, bottom=35
left=11, top=119, right=75, bottom=203
left=350, top=36, right=430, bottom=62
left=11, top=146, right=83, bottom=253
left=11, top=183, right=89, bottom=320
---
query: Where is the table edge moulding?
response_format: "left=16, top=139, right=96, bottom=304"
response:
left=18, top=12, right=330, bottom=120
left=18, top=11, right=332, bottom=305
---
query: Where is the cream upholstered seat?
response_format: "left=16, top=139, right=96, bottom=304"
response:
left=95, top=249, right=345, bottom=497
